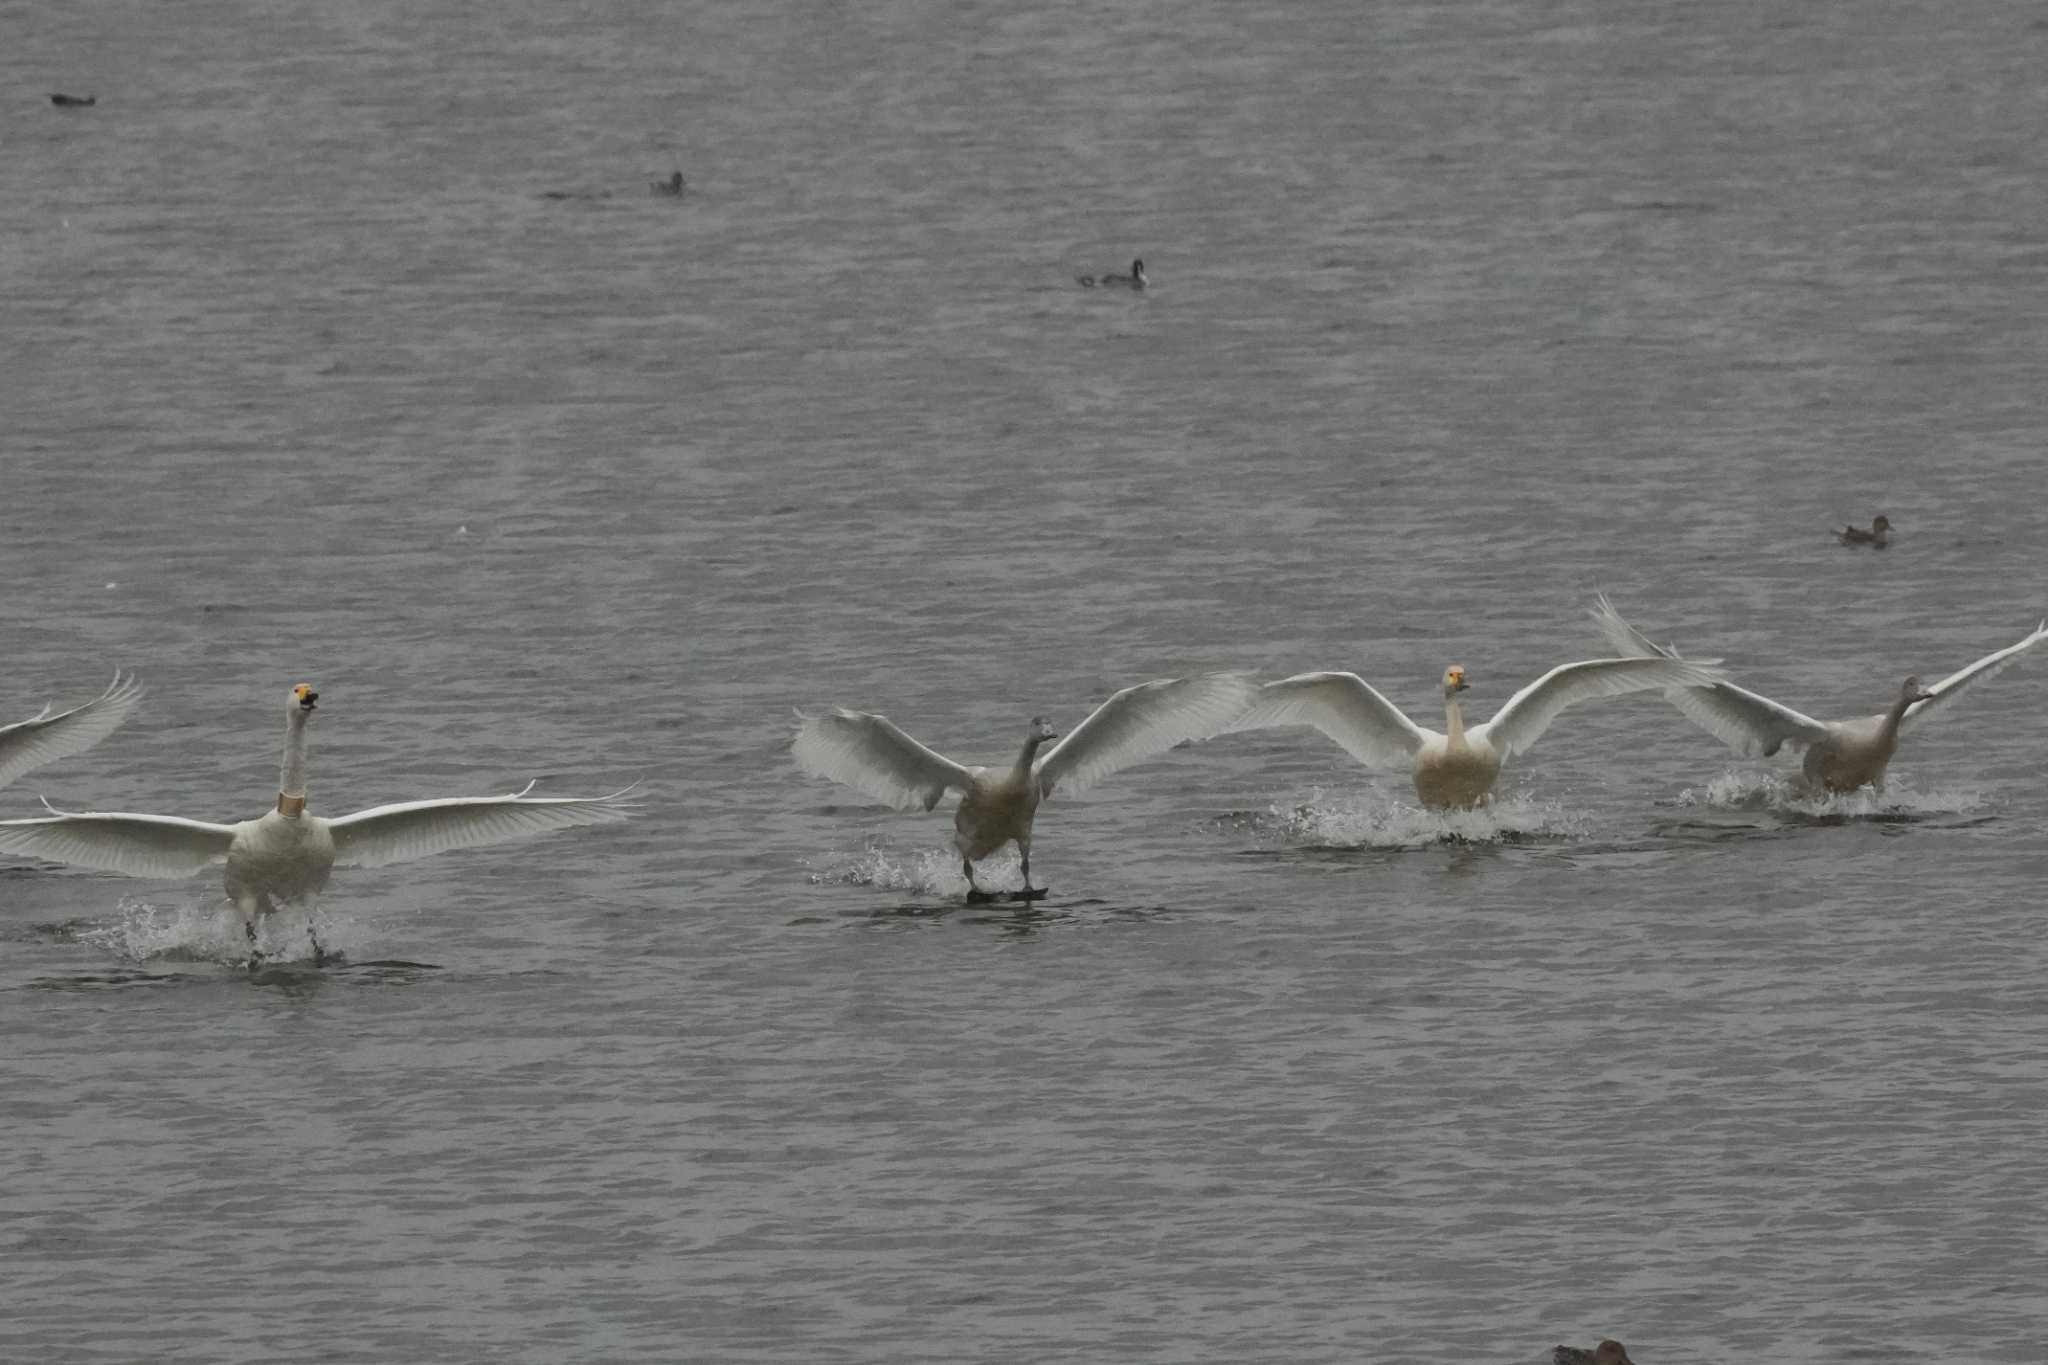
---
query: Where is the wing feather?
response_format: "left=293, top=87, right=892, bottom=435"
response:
left=0, top=801, right=235, bottom=878
left=0, top=672, right=145, bottom=789
left=1900, top=620, right=2048, bottom=735
left=326, top=783, right=641, bottom=869
left=1472, top=655, right=1724, bottom=761
left=1590, top=596, right=1829, bottom=756
left=790, top=708, right=976, bottom=811
left=1226, top=671, right=1429, bottom=771
left=1033, top=672, right=1259, bottom=796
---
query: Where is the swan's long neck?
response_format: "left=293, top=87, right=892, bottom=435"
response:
left=278, top=707, right=311, bottom=816
left=1014, top=734, right=1048, bottom=775
left=1443, top=693, right=1467, bottom=750
left=1875, top=692, right=1916, bottom=750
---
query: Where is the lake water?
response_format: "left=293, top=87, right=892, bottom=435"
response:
left=5, top=1, right=2048, bottom=1361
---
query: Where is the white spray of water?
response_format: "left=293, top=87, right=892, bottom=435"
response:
left=72, top=895, right=362, bottom=966
left=1670, top=770, right=1984, bottom=818
left=1257, top=790, right=1589, bottom=848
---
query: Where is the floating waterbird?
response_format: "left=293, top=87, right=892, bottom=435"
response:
left=1, top=673, right=143, bottom=790
left=792, top=673, right=1255, bottom=901
left=1554, top=1341, right=1635, bottom=1365
left=1078, top=259, right=1146, bottom=290
left=0, top=684, right=638, bottom=964
left=1230, top=655, right=1720, bottom=810
left=1838, top=514, right=1891, bottom=547
left=1591, top=595, right=2048, bottom=793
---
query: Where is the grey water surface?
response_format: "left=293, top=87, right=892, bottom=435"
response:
left=5, top=1, right=2048, bottom=1361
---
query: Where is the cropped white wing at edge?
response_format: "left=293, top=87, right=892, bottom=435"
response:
left=1473, top=655, right=1724, bottom=761
left=1034, top=672, right=1259, bottom=796
left=1590, top=595, right=1828, bottom=757
left=327, top=782, right=642, bottom=868
left=0, top=672, right=145, bottom=789
left=1226, top=671, right=1430, bottom=770
left=0, top=800, right=235, bottom=879
left=1900, top=620, right=2048, bottom=735
left=790, top=709, right=976, bottom=811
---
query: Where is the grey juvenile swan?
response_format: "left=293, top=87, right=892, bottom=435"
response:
left=792, top=673, right=1256, bottom=900
left=1592, top=596, right=2048, bottom=793
left=0, top=684, right=638, bottom=962
left=1230, top=655, right=1720, bottom=810
left=1, top=673, right=143, bottom=790
left=1554, top=1342, right=1635, bottom=1365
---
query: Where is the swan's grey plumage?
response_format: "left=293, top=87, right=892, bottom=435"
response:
left=1591, top=595, right=2048, bottom=791
left=0, top=684, right=637, bottom=960
left=0, top=672, right=143, bottom=790
left=1233, top=656, right=1721, bottom=809
left=792, top=672, right=1256, bottom=896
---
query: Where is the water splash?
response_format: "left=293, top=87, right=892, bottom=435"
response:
left=808, top=844, right=1031, bottom=897
left=1669, top=770, right=1985, bottom=820
left=1244, top=790, right=1588, bottom=849
left=70, top=895, right=360, bottom=966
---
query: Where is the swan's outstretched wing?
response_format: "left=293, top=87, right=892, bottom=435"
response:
left=325, top=782, right=639, bottom=869
left=1472, top=656, right=1723, bottom=761
left=1034, top=672, right=1258, bottom=796
left=0, top=673, right=144, bottom=789
left=1900, top=620, right=2048, bottom=735
left=327, top=782, right=640, bottom=868
left=791, top=709, right=976, bottom=811
left=1226, top=671, right=1429, bottom=770
left=1590, top=596, right=1829, bottom=756
left=0, top=800, right=235, bottom=878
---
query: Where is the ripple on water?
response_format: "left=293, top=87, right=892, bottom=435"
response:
left=1668, top=770, right=1991, bottom=824
left=1225, top=791, right=1590, bottom=850
left=62, top=895, right=369, bottom=968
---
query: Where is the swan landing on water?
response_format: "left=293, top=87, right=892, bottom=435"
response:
left=1228, top=655, right=1723, bottom=810
left=1592, top=595, right=2048, bottom=794
left=791, top=673, right=1257, bottom=901
left=0, top=684, right=639, bottom=965
left=1, top=672, right=143, bottom=790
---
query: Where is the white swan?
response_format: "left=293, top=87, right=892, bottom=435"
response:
left=1230, top=655, right=1721, bottom=809
left=1, top=672, right=143, bottom=790
left=792, top=672, right=1257, bottom=899
left=0, top=684, right=639, bottom=962
left=1592, top=596, right=2048, bottom=793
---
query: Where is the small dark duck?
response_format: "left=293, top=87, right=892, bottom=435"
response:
left=1554, top=1342, right=1634, bottom=1365
left=1838, top=514, right=1891, bottom=548
left=50, top=93, right=97, bottom=107
left=1078, top=258, right=1146, bottom=290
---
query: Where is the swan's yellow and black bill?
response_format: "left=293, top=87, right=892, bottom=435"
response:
left=294, top=684, right=319, bottom=710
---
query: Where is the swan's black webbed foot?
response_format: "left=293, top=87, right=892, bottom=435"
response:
left=965, top=888, right=999, bottom=905
left=1007, top=887, right=1049, bottom=903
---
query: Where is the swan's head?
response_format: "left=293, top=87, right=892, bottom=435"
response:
left=1442, top=665, right=1470, bottom=696
left=1028, top=715, right=1060, bottom=744
left=1592, top=1344, right=1634, bottom=1365
left=1899, top=675, right=1936, bottom=705
left=291, top=683, right=319, bottom=713
left=1871, top=514, right=1891, bottom=532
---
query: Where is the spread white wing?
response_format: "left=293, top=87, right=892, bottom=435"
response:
left=1228, top=671, right=1430, bottom=770
left=326, top=782, right=641, bottom=868
left=790, top=708, right=976, bottom=811
left=0, top=800, right=236, bottom=878
left=1590, top=596, right=1829, bottom=756
left=1471, top=656, right=1722, bottom=761
left=1034, top=672, right=1258, bottom=796
left=1899, top=621, right=2048, bottom=736
left=0, top=673, right=144, bottom=789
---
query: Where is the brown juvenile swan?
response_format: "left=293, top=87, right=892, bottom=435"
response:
left=1, top=673, right=142, bottom=790
left=792, top=673, right=1255, bottom=900
left=1554, top=1341, right=1635, bottom=1365
left=1229, top=655, right=1720, bottom=810
left=1591, top=595, right=2048, bottom=793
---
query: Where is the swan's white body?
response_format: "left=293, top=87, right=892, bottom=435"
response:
left=0, top=685, right=638, bottom=958
left=1593, top=596, right=2048, bottom=793
left=0, top=673, right=143, bottom=790
left=1233, top=656, right=1721, bottom=810
left=792, top=673, right=1256, bottom=895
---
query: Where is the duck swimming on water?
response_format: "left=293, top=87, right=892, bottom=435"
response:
left=650, top=171, right=685, bottom=196
left=1554, top=1341, right=1635, bottom=1365
left=792, top=673, right=1254, bottom=901
left=1838, top=514, right=1890, bottom=547
left=1078, top=259, right=1146, bottom=290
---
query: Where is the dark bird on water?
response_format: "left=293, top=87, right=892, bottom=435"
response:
left=1838, top=514, right=1891, bottom=548
left=1078, top=258, right=1146, bottom=290
left=50, top=93, right=97, bottom=107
